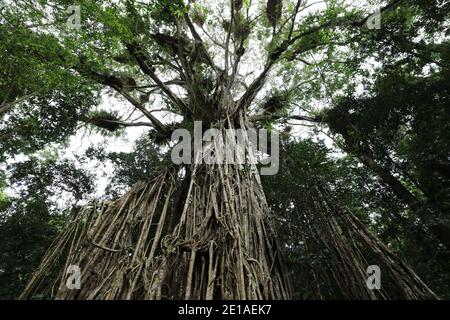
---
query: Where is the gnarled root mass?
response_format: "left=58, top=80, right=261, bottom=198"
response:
left=20, top=160, right=291, bottom=299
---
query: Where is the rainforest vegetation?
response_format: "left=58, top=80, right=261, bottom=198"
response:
left=0, top=0, right=449, bottom=299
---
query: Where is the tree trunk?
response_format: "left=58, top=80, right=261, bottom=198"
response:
left=19, top=117, right=291, bottom=300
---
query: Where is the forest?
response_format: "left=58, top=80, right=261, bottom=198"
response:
left=0, top=0, right=449, bottom=300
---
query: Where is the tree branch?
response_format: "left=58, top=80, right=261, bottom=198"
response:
left=126, top=42, right=192, bottom=116
left=86, top=118, right=155, bottom=129
left=250, top=113, right=320, bottom=123
left=0, top=93, right=35, bottom=115
left=76, top=61, right=167, bottom=132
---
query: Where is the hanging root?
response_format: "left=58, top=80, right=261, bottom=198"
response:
left=20, top=119, right=291, bottom=300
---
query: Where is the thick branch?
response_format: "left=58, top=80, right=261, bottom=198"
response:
left=184, top=13, right=221, bottom=76
left=86, top=118, right=155, bottom=129
left=126, top=42, right=192, bottom=116
left=235, top=61, right=274, bottom=113
left=236, top=1, right=402, bottom=115
left=76, top=62, right=166, bottom=132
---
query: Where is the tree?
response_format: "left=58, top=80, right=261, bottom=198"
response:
left=0, top=0, right=446, bottom=299
left=0, top=153, right=94, bottom=299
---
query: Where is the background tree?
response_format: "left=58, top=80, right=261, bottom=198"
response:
left=0, top=153, right=94, bottom=299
